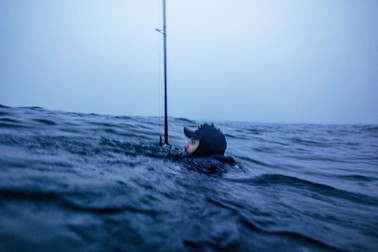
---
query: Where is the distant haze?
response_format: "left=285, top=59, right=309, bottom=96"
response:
left=1, top=0, right=377, bottom=124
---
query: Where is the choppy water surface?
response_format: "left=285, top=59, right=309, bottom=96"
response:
left=0, top=105, right=377, bottom=251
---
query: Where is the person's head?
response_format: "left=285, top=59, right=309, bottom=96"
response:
left=183, top=124, right=227, bottom=157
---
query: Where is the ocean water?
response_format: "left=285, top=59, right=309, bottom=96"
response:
left=0, top=104, right=377, bottom=252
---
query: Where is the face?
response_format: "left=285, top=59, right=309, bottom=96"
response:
left=184, top=138, right=200, bottom=156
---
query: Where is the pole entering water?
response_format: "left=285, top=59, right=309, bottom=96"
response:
left=157, top=0, right=169, bottom=145
left=163, top=0, right=168, bottom=145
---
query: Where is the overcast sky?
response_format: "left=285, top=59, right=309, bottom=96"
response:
left=1, top=0, right=377, bottom=124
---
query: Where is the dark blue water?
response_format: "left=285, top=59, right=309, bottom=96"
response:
left=0, top=105, right=377, bottom=251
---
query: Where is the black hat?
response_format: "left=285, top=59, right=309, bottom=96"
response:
left=184, top=124, right=227, bottom=157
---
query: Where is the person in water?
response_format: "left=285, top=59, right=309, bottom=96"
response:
left=184, top=124, right=235, bottom=164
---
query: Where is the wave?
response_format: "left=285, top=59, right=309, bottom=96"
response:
left=229, top=174, right=378, bottom=206
left=206, top=196, right=341, bottom=251
left=32, top=118, right=58, bottom=126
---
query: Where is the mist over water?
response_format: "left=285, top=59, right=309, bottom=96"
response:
left=0, top=105, right=377, bottom=251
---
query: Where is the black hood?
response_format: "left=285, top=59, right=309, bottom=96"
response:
left=184, top=124, right=227, bottom=157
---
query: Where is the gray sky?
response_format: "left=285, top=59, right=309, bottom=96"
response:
left=1, top=0, right=377, bottom=124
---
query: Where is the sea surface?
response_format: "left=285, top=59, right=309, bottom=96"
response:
left=0, top=104, right=377, bottom=252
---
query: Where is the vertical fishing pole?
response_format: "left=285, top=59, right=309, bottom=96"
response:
left=163, top=0, right=168, bottom=145
left=156, top=0, right=169, bottom=145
